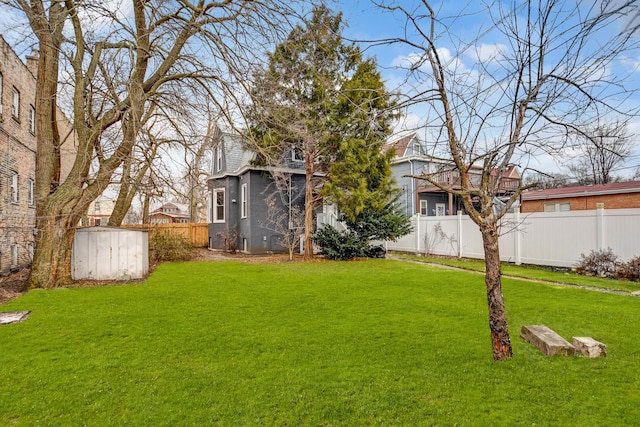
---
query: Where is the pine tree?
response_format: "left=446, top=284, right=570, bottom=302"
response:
left=247, top=6, right=399, bottom=257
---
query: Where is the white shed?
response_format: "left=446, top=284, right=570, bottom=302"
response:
left=72, top=226, right=149, bottom=280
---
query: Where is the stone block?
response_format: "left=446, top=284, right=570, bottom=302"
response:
left=520, top=325, right=575, bottom=356
left=572, top=336, right=607, bottom=358
left=0, top=311, right=31, bottom=325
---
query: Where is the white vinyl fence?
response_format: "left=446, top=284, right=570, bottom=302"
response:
left=385, top=207, right=640, bottom=268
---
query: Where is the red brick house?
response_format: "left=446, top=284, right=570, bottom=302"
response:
left=520, top=181, right=640, bottom=212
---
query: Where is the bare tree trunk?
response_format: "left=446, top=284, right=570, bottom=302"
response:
left=480, top=220, right=513, bottom=361
left=29, top=197, right=85, bottom=289
left=141, top=191, right=151, bottom=224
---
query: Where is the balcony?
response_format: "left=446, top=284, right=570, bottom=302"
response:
left=416, top=170, right=520, bottom=194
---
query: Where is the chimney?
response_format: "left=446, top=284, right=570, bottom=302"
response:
left=26, top=49, right=39, bottom=76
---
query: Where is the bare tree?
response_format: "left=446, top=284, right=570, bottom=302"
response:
left=3, top=0, right=303, bottom=288
left=261, top=173, right=306, bottom=260
left=374, top=0, right=640, bottom=360
left=566, top=121, right=633, bottom=185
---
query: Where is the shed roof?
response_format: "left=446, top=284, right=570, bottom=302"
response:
left=521, top=181, right=640, bottom=200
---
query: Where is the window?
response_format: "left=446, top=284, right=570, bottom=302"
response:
left=29, top=105, right=35, bottom=134
left=11, top=244, right=19, bottom=268
left=10, top=171, right=18, bottom=204
left=213, top=188, right=225, bottom=222
left=94, top=201, right=101, bottom=212
left=420, top=200, right=428, bottom=215
left=292, top=146, right=304, bottom=162
left=27, top=179, right=34, bottom=206
left=11, top=87, right=20, bottom=120
left=215, top=146, right=222, bottom=172
left=544, top=202, right=570, bottom=212
left=241, top=183, right=247, bottom=218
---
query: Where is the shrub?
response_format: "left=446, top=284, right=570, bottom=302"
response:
left=616, top=256, right=640, bottom=282
left=314, top=225, right=367, bottom=261
left=575, top=248, right=619, bottom=278
left=151, top=231, right=192, bottom=262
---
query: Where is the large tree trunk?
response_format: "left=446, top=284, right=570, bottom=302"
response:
left=28, top=214, right=76, bottom=289
left=480, top=220, right=513, bottom=361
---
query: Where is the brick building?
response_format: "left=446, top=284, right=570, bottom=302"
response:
left=0, top=36, right=76, bottom=274
left=520, top=181, right=640, bottom=212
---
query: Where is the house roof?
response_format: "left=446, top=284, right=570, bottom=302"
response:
left=149, top=202, right=190, bottom=219
left=384, top=133, right=417, bottom=157
left=521, top=181, right=640, bottom=201
left=221, top=132, right=256, bottom=174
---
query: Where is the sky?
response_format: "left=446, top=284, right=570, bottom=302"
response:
left=2, top=0, right=640, bottom=180
left=336, top=0, right=640, bottom=179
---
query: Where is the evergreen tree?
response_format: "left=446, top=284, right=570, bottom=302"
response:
left=247, top=5, right=398, bottom=258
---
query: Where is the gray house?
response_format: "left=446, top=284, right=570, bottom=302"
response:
left=207, top=132, right=308, bottom=254
left=386, top=133, right=520, bottom=216
left=386, top=133, right=452, bottom=216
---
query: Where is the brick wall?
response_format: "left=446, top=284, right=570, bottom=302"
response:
left=521, top=192, right=640, bottom=212
left=0, top=37, right=38, bottom=274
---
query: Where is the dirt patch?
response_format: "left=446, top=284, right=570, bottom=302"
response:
left=190, top=248, right=324, bottom=264
left=0, top=269, right=29, bottom=305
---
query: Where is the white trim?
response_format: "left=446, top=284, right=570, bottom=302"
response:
left=241, top=183, right=248, bottom=218
left=213, top=188, right=225, bottom=223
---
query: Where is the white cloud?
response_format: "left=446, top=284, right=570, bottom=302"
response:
left=466, top=43, right=507, bottom=65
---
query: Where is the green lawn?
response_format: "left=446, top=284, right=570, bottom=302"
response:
left=393, top=252, right=640, bottom=293
left=1, top=259, right=639, bottom=425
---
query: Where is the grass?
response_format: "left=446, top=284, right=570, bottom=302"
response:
left=1, top=259, right=639, bottom=425
left=392, top=251, right=640, bottom=293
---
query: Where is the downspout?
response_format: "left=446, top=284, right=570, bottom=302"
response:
left=409, top=159, right=414, bottom=216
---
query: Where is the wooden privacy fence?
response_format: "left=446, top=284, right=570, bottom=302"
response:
left=384, top=207, right=640, bottom=268
left=124, top=223, right=209, bottom=247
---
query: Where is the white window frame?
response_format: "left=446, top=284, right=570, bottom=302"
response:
left=11, top=87, right=20, bottom=120
left=10, top=171, right=18, bottom=204
left=29, top=105, right=35, bottom=134
left=27, top=178, right=34, bottom=206
left=544, top=202, right=570, bottom=212
left=213, top=188, right=225, bottom=223
left=241, top=183, right=248, bottom=218
left=419, top=200, right=428, bottom=216
left=292, top=145, right=304, bottom=162
left=215, top=147, right=222, bottom=172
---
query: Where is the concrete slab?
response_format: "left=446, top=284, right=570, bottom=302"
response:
left=573, top=336, right=607, bottom=358
left=0, top=311, right=31, bottom=325
left=520, top=324, right=575, bottom=356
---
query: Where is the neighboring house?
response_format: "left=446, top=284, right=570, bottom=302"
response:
left=206, top=132, right=308, bottom=254
left=386, top=133, right=520, bottom=216
left=521, top=181, right=640, bottom=213
left=85, top=198, right=117, bottom=226
left=0, top=37, right=76, bottom=274
left=149, top=202, right=190, bottom=224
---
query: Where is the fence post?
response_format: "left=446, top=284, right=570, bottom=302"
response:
left=596, top=203, right=605, bottom=250
left=415, top=214, right=420, bottom=255
left=457, top=210, right=463, bottom=258
left=515, top=208, right=522, bottom=265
